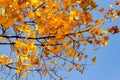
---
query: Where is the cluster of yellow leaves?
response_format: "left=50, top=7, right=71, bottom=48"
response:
left=15, top=54, right=40, bottom=76
left=13, top=40, right=40, bottom=77
left=0, top=55, right=12, bottom=65
left=15, top=24, right=32, bottom=32
left=0, top=0, right=119, bottom=79
left=14, top=40, right=37, bottom=53
left=15, top=54, right=40, bottom=78
left=89, top=26, right=102, bottom=34
left=67, top=48, right=76, bottom=58
left=88, top=25, right=110, bottom=46
left=15, top=60, right=30, bottom=78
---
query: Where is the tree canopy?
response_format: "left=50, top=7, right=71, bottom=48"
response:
left=0, top=0, right=120, bottom=80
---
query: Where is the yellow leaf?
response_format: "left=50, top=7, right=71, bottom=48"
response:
left=95, top=20, right=104, bottom=25
left=61, top=39, right=69, bottom=47
left=16, top=60, right=22, bottom=69
left=28, top=42, right=37, bottom=52
left=19, top=2, right=30, bottom=9
left=92, top=56, right=96, bottom=63
left=0, top=8, right=5, bottom=15
left=92, top=48, right=96, bottom=50
left=36, top=10, right=41, bottom=17
left=0, top=36, right=6, bottom=40
left=54, top=61, right=58, bottom=65
left=56, top=32, right=64, bottom=39
left=0, top=55, right=8, bottom=64
left=28, top=11, right=35, bottom=18
left=30, top=0, right=38, bottom=3
left=4, top=17, right=16, bottom=29
left=8, top=60, right=13, bottom=63
left=67, top=48, right=74, bottom=57
left=52, top=46, right=61, bottom=54
left=0, top=0, right=5, bottom=3
left=0, top=14, right=7, bottom=24
left=69, top=10, right=76, bottom=21
left=69, top=16, right=74, bottom=21
left=0, top=0, right=8, bottom=7
left=101, top=30, right=108, bottom=34
left=20, top=73, right=27, bottom=78
left=1, top=55, right=6, bottom=58
left=89, top=26, right=102, bottom=34
left=70, top=10, right=76, bottom=17
left=16, top=24, right=31, bottom=32
left=15, top=69, right=20, bottom=73
left=24, top=24, right=32, bottom=32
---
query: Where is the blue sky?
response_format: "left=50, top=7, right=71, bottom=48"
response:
left=67, top=0, right=120, bottom=80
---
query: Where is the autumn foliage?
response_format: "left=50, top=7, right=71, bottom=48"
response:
left=0, top=0, right=120, bottom=80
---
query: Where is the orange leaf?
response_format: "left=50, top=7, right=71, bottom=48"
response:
left=68, top=65, right=73, bottom=69
left=4, top=17, right=16, bottom=29
left=78, top=56, right=82, bottom=61
left=92, top=57, right=96, bottom=63
left=60, top=78, right=63, bottom=80
left=28, top=11, right=35, bottom=18
left=43, top=71, right=47, bottom=77
left=84, top=55, right=88, bottom=59
left=98, top=8, right=104, bottom=13
left=116, top=0, right=120, bottom=5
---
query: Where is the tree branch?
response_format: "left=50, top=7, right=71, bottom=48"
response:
left=0, top=29, right=89, bottom=40
left=0, top=42, right=62, bottom=46
left=33, top=3, right=46, bottom=12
